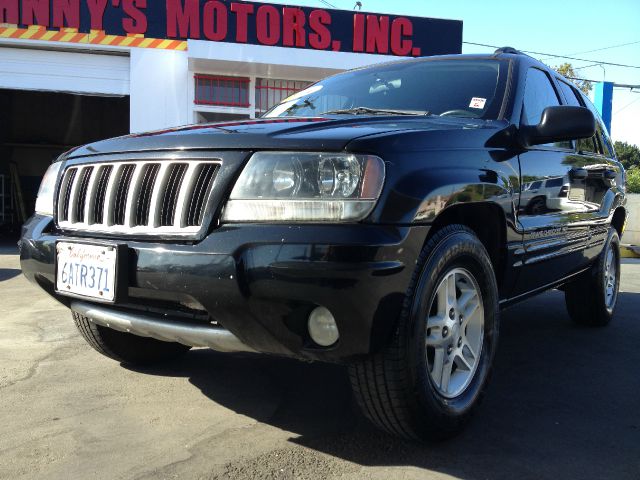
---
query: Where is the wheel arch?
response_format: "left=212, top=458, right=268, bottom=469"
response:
left=426, top=202, right=508, bottom=292
left=611, top=206, right=626, bottom=238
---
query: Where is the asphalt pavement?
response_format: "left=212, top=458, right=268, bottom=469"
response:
left=1, top=242, right=638, bottom=480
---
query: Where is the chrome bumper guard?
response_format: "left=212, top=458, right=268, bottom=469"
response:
left=71, top=301, right=256, bottom=353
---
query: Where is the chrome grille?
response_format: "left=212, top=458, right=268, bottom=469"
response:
left=57, top=160, right=221, bottom=236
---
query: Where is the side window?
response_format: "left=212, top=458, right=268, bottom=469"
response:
left=580, top=93, right=611, bottom=156
left=521, top=68, right=562, bottom=126
left=599, top=126, right=615, bottom=158
left=557, top=80, right=582, bottom=106
left=545, top=177, right=564, bottom=188
left=556, top=80, right=598, bottom=154
left=577, top=133, right=597, bottom=154
left=521, top=68, right=570, bottom=149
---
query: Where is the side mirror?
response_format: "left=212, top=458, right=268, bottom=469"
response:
left=519, top=106, right=596, bottom=147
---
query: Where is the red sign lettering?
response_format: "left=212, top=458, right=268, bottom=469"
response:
left=0, top=1, right=452, bottom=57
left=86, top=0, right=107, bottom=30
left=167, top=0, right=199, bottom=39
left=352, top=13, right=365, bottom=53
left=282, top=7, right=305, bottom=48
left=256, top=4, right=279, bottom=46
left=231, top=2, right=253, bottom=43
left=390, top=17, right=414, bottom=56
left=122, top=0, right=146, bottom=34
left=366, top=15, right=389, bottom=54
left=22, top=0, right=49, bottom=27
left=308, top=9, right=331, bottom=50
left=0, top=0, right=19, bottom=24
left=203, top=0, right=227, bottom=41
left=52, top=0, right=79, bottom=29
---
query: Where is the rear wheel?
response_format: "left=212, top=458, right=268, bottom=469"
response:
left=349, top=224, right=500, bottom=440
left=565, top=228, right=620, bottom=327
left=73, top=312, right=191, bottom=365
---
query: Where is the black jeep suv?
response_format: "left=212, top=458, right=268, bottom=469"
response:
left=21, top=49, right=626, bottom=441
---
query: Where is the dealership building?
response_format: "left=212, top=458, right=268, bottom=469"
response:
left=0, top=0, right=461, bottom=230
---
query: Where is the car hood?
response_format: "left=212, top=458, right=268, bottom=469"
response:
left=66, top=116, right=504, bottom=159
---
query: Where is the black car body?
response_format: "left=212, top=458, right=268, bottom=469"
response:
left=20, top=49, right=626, bottom=439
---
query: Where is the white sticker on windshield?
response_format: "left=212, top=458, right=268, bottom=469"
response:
left=469, top=97, right=487, bottom=109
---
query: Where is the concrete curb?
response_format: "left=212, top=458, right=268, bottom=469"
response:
left=621, top=244, right=640, bottom=259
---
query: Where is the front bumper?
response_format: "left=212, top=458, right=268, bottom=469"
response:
left=20, top=215, right=428, bottom=362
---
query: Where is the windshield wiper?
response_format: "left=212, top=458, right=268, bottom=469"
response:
left=322, top=107, right=429, bottom=116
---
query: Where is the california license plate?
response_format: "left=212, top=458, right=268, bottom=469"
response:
left=56, top=242, right=118, bottom=302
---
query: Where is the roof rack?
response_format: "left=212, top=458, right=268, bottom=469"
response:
left=493, top=47, right=524, bottom=55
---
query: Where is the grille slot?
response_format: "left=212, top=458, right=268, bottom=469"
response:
left=160, top=163, right=188, bottom=227
left=56, top=159, right=221, bottom=236
left=75, top=167, right=93, bottom=223
left=59, top=168, right=77, bottom=222
left=187, top=164, right=219, bottom=227
left=93, top=165, right=113, bottom=224
left=113, top=164, right=136, bottom=226
left=135, top=164, right=160, bottom=226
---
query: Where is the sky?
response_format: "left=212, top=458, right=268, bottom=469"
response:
left=259, top=0, right=640, bottom=146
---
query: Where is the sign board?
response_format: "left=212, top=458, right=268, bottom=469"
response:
left=0, top=1, right=462, bottom=55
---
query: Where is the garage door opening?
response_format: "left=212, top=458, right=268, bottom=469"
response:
left=0, top=90, right=129, bottom=239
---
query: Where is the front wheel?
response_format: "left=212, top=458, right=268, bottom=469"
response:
left=564, top=228, right=621, bottom=327
left=349, top=224, right=500, bottom=440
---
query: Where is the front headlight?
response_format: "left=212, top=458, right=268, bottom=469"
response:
left=35, top=161, right=64, bottom=216
left=222, top=152, right=385, bottom=222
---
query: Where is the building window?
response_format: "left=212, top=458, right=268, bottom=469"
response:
left=255, top=78, right=311, bottom=114
left=195, top=112, right=250, bottom=124
left=195, top=75, right=250, bottom=107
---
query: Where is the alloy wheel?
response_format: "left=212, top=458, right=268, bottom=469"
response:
left=426, top=268, right=484, bottom=398
left=604, top=244, right=619, bottom=310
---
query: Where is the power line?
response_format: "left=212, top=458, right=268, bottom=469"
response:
left=463, top=41, right=640, bottom=70
left=614, top=96, right=640, bottom=114
left=539, top=40, right=640, bottom=60
left=573, top=62, right=606, bottom=71
left=318, top=0, right=337, bottom=8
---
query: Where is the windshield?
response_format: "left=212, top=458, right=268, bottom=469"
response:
left=264, top=59, right=507, bottom=120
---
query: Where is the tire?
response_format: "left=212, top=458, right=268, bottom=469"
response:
left=349, top=224, right=500, bottom=441
left=72, top=312, right=191, bottom=365
left=564, top=228, right=621, bottom=327
left=526, top=196, right=547, bottom=215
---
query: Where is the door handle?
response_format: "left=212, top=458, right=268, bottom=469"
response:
left=570, top=168, right=588, bottom=180
left=603, top=169, right=617, bottom=180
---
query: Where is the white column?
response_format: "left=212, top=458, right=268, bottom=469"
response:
left=129, top=48, right=190, bottom=133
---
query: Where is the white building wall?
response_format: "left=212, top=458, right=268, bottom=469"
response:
left=129, top=48, right=190, bottom=133
left=187, top=40, right=403, bottom=80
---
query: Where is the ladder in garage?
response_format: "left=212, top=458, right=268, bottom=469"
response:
left=0, top=174, right=11, bottom=226
left=8, top=163, right=27, bottom=224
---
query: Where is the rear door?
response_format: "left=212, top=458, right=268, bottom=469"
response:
left=560, top=81, right=622, bottom=261
left=513, top=69, right=608, bottom=296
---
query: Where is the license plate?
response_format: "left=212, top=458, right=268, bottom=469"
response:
left=56, top=242, right=118, bottom=302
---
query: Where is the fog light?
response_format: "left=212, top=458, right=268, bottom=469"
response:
left=308, top=306, right=339, bottom=347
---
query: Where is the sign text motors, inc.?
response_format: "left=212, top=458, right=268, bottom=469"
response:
left=0, top=0, right=462, bottom=56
